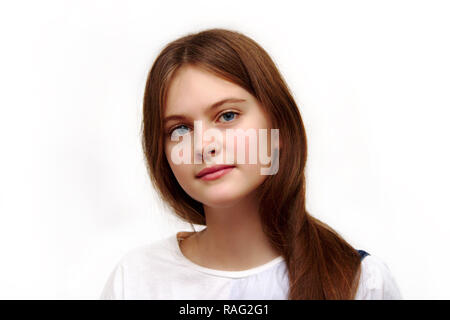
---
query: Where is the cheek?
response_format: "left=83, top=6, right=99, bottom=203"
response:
left=167, top=159, right=194, bottom=193
left=165, top=141, right=201, bottom=191
left=165, top=144, right=187, bottom=179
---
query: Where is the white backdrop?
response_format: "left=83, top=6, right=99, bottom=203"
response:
left=0, top=0, right=448, bottom=299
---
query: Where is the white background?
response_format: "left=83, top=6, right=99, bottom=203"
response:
left=0, top=0, right=448, bottom=299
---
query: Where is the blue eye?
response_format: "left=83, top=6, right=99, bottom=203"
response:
left=168, top=111, right=238, bottom=137
left=219, top=111, right=238, bottom=123
left=170, top=125, right=191, bottom=137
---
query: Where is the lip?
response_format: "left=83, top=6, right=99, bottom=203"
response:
left=196, top=165, right=235, bottom=180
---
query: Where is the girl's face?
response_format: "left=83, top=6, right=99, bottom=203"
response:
left=163, top=65, right=276, bottom=208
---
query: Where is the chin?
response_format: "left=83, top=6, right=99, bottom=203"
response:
left=198, top=187, right=248, bottom=209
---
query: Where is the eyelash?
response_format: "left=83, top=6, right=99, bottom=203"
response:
left=167, top=110, right=240, bottom=136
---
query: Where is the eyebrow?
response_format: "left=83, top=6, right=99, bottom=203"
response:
left=163, top=97, right=246, bottom=125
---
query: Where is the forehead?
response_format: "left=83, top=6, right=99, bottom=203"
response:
left=164, top=65, right=250, bottom=116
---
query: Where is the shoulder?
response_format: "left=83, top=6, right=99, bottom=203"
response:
left=118, top=235, right=174, bottom=268
left=354, top=254, right=403, bottom=300
left=99, top=234, right=176, bottom=299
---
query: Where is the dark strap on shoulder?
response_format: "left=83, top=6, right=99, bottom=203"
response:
left=357, top=250, right=370, bottom=261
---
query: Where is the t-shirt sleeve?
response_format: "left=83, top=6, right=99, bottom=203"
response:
left=354, top=254, right=402, bottom=300
left=100, top=263, right=125, bottom=300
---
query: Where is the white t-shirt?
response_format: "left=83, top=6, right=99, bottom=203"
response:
left=100, top=231, right=402, bottom=300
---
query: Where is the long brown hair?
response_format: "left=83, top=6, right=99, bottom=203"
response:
left=141, top=28, right=362, bottom=299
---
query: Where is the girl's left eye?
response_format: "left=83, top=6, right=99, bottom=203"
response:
left=218, top=111, right=238, bottom=123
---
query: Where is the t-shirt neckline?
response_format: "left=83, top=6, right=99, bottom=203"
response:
left=173, top=231, right=284, bottom=279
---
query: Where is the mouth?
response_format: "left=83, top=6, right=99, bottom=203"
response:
left=196, top=165, right=236, bottom=181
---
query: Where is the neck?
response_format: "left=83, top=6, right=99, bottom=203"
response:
left=193, top=191, right=281, bottom=271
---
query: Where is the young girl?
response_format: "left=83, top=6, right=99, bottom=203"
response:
left=100, top=28, right=402, bottom=300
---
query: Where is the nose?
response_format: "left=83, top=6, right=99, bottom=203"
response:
left=194, top=122, right=223, bottom=163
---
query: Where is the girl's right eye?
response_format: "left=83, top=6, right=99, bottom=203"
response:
left=169, top=125, right=191, bottom=137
